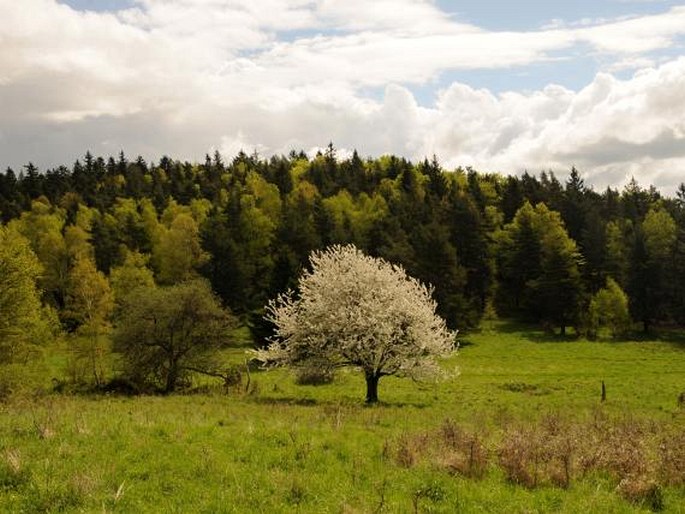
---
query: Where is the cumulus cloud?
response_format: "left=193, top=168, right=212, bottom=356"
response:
left=429, top=60, right=685, bottom=191
left=1, top=0, right=685, bottom=193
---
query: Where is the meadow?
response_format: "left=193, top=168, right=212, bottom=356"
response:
left=1, top=323, right=684, bottom=513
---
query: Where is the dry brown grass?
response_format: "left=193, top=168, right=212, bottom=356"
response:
left=438, top=420, right=489, bottom=479
left=616, top=476, right=664, bottom=511
left=498, top=414, right=577, bottom=489
left=659, top=428, right=685, bottom=486
left=389, top=410, right=683, bottom=505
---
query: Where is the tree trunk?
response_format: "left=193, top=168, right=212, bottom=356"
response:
left=165, top=360, right=178, bottom=393
left=365, top=370, right=380, bottom=404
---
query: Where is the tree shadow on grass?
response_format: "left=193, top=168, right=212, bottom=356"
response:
left=252, top=395, right=430, bottom=409
left=647, top=329, right=685, bottom=350
left=490, top=320, right=580, bottom=343
left=494, top=320, right=685, bottom=348
left=589, top=328, right=685, bottom=349
left=253, top=397, right=320, bottom=406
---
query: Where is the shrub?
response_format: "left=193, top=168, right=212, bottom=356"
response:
left=616, top=477, right=664, bottom=511
left=659, top=429, right=685, bottom=486
left=578, top=417, right=648, bottom=478
left=114, top=279, right=235, bottom=393
left=498, top=415, right=577, bottom=489
left=587, top=278, right=631, bottom=339
left=438, top=420, right=489, bottom=479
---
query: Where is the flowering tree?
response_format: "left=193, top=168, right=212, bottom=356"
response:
left=255, top=244, right=456, bottom=403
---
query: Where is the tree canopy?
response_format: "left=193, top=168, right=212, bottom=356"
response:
left=3, top=147, right=685, bottom=346
left=255, top=244, right=456, bottom=403
left=0, top=226, right=55, bottom=363
left=113, top=279, right=235, bottom=393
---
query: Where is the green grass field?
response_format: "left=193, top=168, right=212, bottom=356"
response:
left=1, top=323, right=684, bottom=513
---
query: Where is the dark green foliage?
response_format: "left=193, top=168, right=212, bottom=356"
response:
left=412, top=221, right=468, bottom=328
left=496, top=202, right=583, bottom=332
left=113, top=279, right=235, bottom=393
left=3, top=149, right=685, bottom=336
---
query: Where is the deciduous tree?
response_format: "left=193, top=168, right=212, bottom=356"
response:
left=0, top=226, right=55, bottom=363
left=65, top=255, right=114, bottom=385
left=588, top=278, right=631, bottom=339
left=255, top=244, right=456, bottom=403
left=114, top=279, right=234, bottom=393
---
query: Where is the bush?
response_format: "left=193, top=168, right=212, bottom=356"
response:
left=114, top=279, right=235, bottom=393
left=659, top=429, right=685, bottom=486
left=438, top=420, right=489, bottom=479
left=498, top=415, right=577, bottom=489
left=588, top=278, right=632, bottom=339
left=616, top=477, right=664, bottom=511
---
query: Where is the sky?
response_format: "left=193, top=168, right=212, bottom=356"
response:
left=2, top=1, right=685, bottom=193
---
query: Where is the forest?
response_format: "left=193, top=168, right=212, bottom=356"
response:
left=3, top=147, right=685, bottom=511
left=3, top=146, right=684, bottom=344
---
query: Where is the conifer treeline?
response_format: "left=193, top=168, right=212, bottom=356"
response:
left=3, top=146, right=685, bottom=338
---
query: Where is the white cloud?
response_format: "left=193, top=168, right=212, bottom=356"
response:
left=2, top=0, right=685, bottom=193
left=575, top=6, right=685, bottom=53
left=605, top=56, right=657, bottom=72
left=428, top=58, right=685, bottom=191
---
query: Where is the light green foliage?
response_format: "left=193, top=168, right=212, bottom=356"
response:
left=288, top=179, right=320, bottom=205
left=605, top=220, right=630, bottom=286
left=0, top=225, right=55, bottom=363
left=139, top=198, right=160, bottom=229
left=8, top=199, right=69, bottom=305
left=484, top=204, right=504, bottom=230
left=643, top=206, right=676, bottom=259
left=63, top=224, right=93, bottom=261
left=65, top=256, right=115, bottom=386
left=110, top=198, right=154, bottom=253
left=588, top=278, right=632, bottom=338
left=245, top=171, right=281, bottom=224
left=111, top=198, right=140, bottom=225
left=109, top=251, right=155, bottom=307
left=73, top=203, right=96, bottom=232
left=235, top=192, right=277, bottom=296
left=65, top=256, right=114, bottom=330
left=159, top=199, right=188, bottom=226
left=189, top=198, right=212, bottom=225
left=239, top=194, right=277, bottom=253
left=154, top=208, right=207, bottom=285
left=114, top=279, right=235, bottom=392
left=138, top=198, right=161, bottom=246
left=323, top=190, right=388, bottom=245
left=289, top=157, right=310, bottom=183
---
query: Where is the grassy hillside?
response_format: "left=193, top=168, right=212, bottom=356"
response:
left=1, top=323, right=684, bottom=512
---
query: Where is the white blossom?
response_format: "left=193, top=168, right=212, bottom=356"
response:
left=254, top=244, right=456, bottom=401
